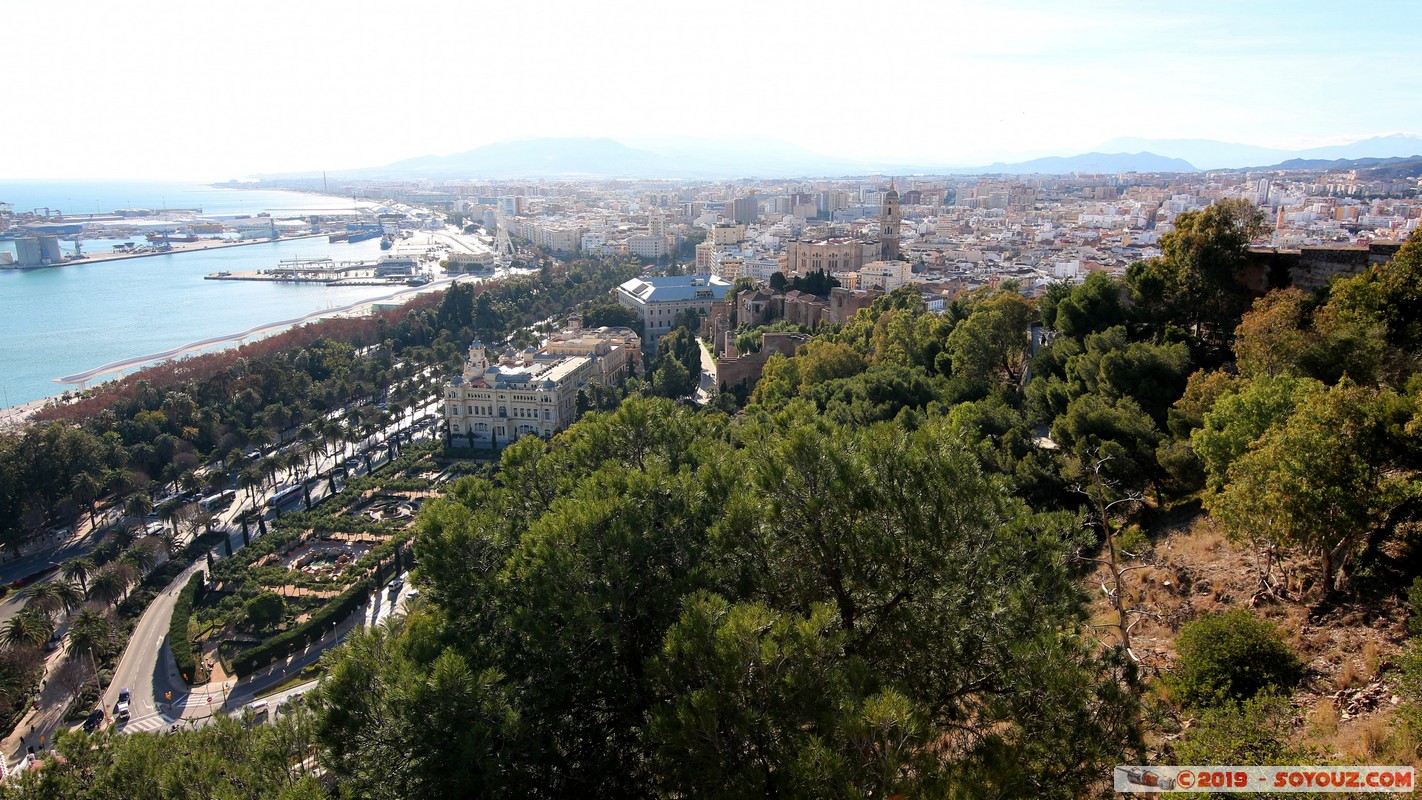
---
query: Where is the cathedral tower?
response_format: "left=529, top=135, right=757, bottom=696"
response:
left=880, top=182, right=901, bottom=261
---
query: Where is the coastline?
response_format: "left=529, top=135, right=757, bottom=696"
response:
left=0, top=275, right=468, bottom=429
left=55, top=276, right=461, bottom=385
left=0, top=184, right=418, bottom=426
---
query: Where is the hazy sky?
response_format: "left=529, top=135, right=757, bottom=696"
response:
left=3, top=0, right=1418, bottom=179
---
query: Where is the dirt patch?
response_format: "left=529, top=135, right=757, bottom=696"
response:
left=1087, top=508, right=1415, bottom=761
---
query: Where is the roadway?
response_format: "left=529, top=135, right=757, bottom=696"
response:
left=4, top=393, right=444, bottom=767
left=694, top=339, right=718, bottom=405
left=101, top=400, right=441, bottom=726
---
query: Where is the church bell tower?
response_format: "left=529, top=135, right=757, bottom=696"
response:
left=880, top=181, right=901, bottom=261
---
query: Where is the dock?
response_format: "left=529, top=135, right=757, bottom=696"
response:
left=2, top=234, right=328, bottom=271
left=205, top=271, right=413, bottom=287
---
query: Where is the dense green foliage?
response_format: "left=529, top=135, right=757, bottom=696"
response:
left=231, top=575, right=374, bottom=677
left=1167, top=609, right=1303, bottom=708
left=0, top=713, right=322, bottom=799
left=768, top=267, right=839, bottom=295
left=170, top=570, right=204, bottom=684
left=8, top=214, right=1422, bottom=796
left=309, top=399, right=1140, bottom=798
left=1171, top=693, right=1317, bottom=766
left=0, top=256, right=642, bottom=559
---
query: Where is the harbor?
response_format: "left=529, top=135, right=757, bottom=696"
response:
left=0, top=233, right=399, bottom=407
left=0, top=181, right=501, bottom=408
left=2, top=232, right=328, bottom=270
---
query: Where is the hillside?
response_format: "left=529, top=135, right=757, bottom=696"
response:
left=4, top=217, right=1421, bottom=799
left=1092, top=510, right=1415, bottom=765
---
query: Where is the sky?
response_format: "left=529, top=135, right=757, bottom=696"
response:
left=2, top=0, right=1419, bottom=180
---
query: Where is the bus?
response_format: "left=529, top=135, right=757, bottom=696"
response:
left=199, top=490, right=236, bottom=513
left=267, top=485, right=304, bottom=509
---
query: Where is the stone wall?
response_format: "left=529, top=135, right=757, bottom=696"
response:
left=1246, top=241, right=1403, bottom=293
left=716, top=332, right=811, bottom=390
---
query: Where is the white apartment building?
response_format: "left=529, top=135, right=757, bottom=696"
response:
left=628, top=233, right=669, bottom=259
left=857, top=260, right=912, bottom=291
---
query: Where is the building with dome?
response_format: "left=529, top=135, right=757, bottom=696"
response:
left=442, top=317, right=639, bottom=448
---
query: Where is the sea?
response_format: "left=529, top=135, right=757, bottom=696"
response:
left=0, top=181, right=416, bottom=409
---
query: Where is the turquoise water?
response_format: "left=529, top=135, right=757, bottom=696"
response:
left=0, top=184, right=412, bottom=407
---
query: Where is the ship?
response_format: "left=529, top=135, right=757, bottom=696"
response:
left=347, top=230, right=382, bottom=243
left=380, top=234, right=394, bottom=250
left=328, top=231, right=351, bottom=243
left=146, top=231, right=200, bottom=243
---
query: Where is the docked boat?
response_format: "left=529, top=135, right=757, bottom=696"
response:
left=328, top=231, right=351, bottom=243
left=146, top=231, right=199, bottom=243
left=380, top=234, right=394, bottom=250
left=347, top=230, right=382, bottom=243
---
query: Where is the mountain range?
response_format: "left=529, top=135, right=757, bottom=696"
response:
left=1093, top=134, right=1422, bottom=170
left=262, top=134, right=1422, bottom=181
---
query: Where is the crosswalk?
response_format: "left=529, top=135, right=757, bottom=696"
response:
left=118, top=711, right=176, bottom=735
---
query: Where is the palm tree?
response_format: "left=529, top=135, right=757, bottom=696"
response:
left=66, top=608, right=115, bottom=694
left=320, top=418, right=342, bottom=472
left=87, top=564, right=132, bottom=607
left=70, top=473, right=102, bottom=531
left=158, top=500, right=182, bottom=538
left=178, top=469, right=204, bottom=498
left=158, top=529, right=179, bottom=558
left=260, top=456, right=282, bottom=491
left=61, top=558, right=95, bottom=595
left=238, top=467, right=264, bottom=507
left=121, top=542, right=161, bottom=577
left=115, top=526, right=145, bottom=554
left=25, top=580, right=82, bottom=619
left=2, top=610, right=54, bottom=650
left=124, top=492, right=154, bottom=539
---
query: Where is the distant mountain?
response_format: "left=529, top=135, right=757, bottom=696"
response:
left=1094, top=137, right=1288, bottom=170
left=962, top=152, right=1197, bottom=175
left=1287, top=134, right=1422, bottom=164
left=289, top=136, right=879, bottom=181
left=623, top=135, right=876, bottom=177
left=1358, top=157, right=1422, bottom=181
left=1265, top=155, right=1420, bottom=171
left=261, top=133, right=1422, bottom=183
left=1096, top=134, right=1422, bottom=170
left=340, top=137, right=676, bottom=180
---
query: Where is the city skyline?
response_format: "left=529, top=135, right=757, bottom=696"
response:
left=3, top=0, right=1420, bottom=180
